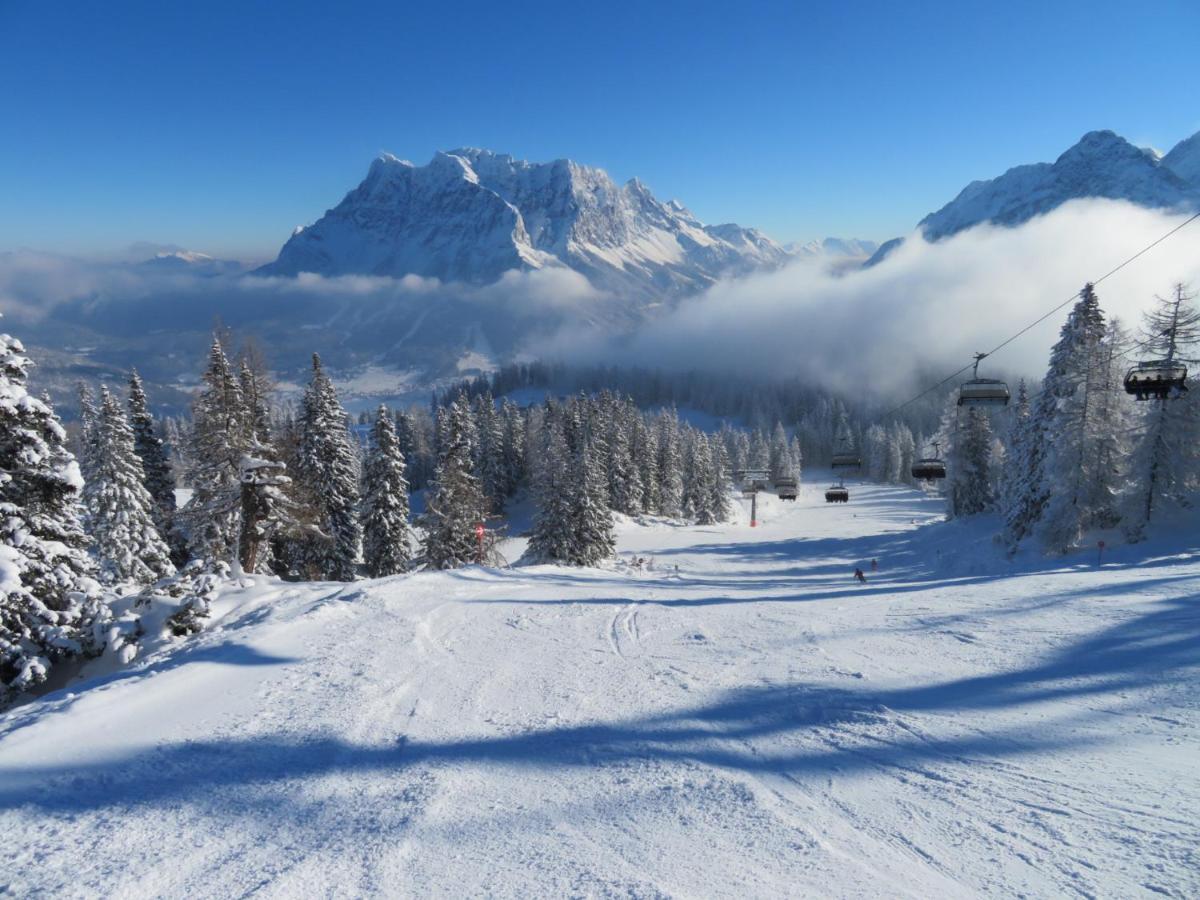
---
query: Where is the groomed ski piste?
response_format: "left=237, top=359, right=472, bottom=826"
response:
left=2, top=480, right=1197, bottom=898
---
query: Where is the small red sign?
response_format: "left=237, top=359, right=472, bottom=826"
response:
left=475, top=524, right=485, bottom=538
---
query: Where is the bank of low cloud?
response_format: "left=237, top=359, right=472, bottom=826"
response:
left=588, top=199, right=1200, bottom=398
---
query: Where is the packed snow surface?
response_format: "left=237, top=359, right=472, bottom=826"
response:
left=2, top=482, right=1198, bottom=897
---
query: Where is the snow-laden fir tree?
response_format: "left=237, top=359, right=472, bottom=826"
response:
left=946, top=403, right=995, bottom=518
left=422, top=395, right=488, bottom=569
left=1125, top=284, right=1200, bottom=537
left=499, top=399, right=526, bottom=497
left=747, top=428, right=769, bottom=472
left=296, top=354, right=362, bottom=580
left=236, top=361, right=297, bottom=575
left=1037, top=284, right=1112, bottom=552
left=1003, top=290, right=1104, bottom=549
left=768, top=422, right=791, bottom=483
left=998, top=379, right=1032, bottom=524
left=185, top=337, right=250, bottom=566
left=1080, top=318, right=1133, bottom=530
left=75, top=383, right=101, bottom=492
left=684, top=431, right=719, bottom=524
left=567, top=434, right=616, bottom=565
left=361, top=406, right=414, bottom=577
left=526, top=409, right=573, bottom=563
left=128, top=370, right=183, bottom=563
left=633, top=415, right=660, bottom=514
left=708, top=437, right=733, bottom=523
left=0, top=332, right=105, bottom=704
left=864, top=424, right=889, bottom=482
left=86, top=388, right=176, bottom=585
left=787, top=434, right=804, bottom=483
left=474, top=391, right=508, bottom=514
left=606, top=404, right=642, bottom=515
left=657, top=410, right=684, bottom=518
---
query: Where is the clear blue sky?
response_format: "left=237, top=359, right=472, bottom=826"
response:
left=3, top=0, right=1198, bottom=259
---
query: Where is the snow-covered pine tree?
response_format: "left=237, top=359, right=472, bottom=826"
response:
left=708, top=437, right=733, bottom=523
left=864, top=424, right=888, bottom=482
left=128, top=370, right=184, bottom=563
left=657, top=410, right=684, bottom=518
left=87, top=388, right=176, bottom=585
left=185, top=337, right=250, bottom=567
left=296, top=354, right=362, bottom=580
left=999, top=379, right=1032, bottom=524
left=0, top=332, right=105, bottom=704
left=633, top=415, right=660, bottom=514
left=685, top=431, right=719, bottom=524
left=787, top=434, right=803, bottom=483
left=948, top=405, right=995, bottom=517
left=474, top=392, right=507, bottom=514
left=768, top=422, right=790, bottom=483
left=1004, top=290, right=1105, bottom=548
left=568, top=435, right=616, bottom=565
left=720, top=424, right=746, bottom=475
left=606, top=403, right=642, bottom=515
left=526, top=409, right=573, bottom=563
left=1081, top=318, right=1133, bottom=530
left=422, top=395, right=488, bottom=569
left=75, top=383, right=100, bottom=491
left=1038, top=284, right=1110, bottom=552
left=362, top=406, right=414, bottom=577
left=1125, top=284, right=1200, bottom=537
left=747, top=428, right=770, bottom=472
left=499, top=399, right=526, bottom=497
left=235, top=361, right=298, bottom=575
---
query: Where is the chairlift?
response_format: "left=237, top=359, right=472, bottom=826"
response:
left=1123, top=360, right=1188, bottom=401
left=831, top=452, right=862, bottom=471
left=824, top=483, right=849, bottom=503
left=911, top=441, right=947, bottom=481
left=958, top=352, right=1010, bottom=407
left=831, top=436, right=861, bottom=471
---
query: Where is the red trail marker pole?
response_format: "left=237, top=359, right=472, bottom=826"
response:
left=475, top=522, right=485, bottom=564
left=1097, top=539, right=1105, bottom=566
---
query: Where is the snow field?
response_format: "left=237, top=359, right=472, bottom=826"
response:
left=1, top=480, right=1197, bottom=898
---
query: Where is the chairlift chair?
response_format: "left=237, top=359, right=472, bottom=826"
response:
left=958, top=352, right=1010, bottom=407
left=911, top=457, right=947, bottom=481
left=825, top=485, right=849, bottom=503
left=1123, top=360, right=1188, bottom=401
left=911, top=441, right=947, bottom=481
left=831, top=453, right=862, bottom=471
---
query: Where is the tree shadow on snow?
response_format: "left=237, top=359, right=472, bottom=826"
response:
left=2, top=595, right=1195, bottom=819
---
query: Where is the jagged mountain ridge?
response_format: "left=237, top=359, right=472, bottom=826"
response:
left=260, top=149, right=792, bottom=299
left=919, top=130, right=1200, bottom=240
left=866, top=128, right=1200, bottom=265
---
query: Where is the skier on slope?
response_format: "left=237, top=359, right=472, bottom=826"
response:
left=854, top=567, right=867, bottom=584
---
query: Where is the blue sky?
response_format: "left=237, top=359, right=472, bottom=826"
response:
left=3, top=0, right=1198, bottom=259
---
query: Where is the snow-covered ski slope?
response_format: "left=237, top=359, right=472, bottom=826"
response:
left=2, top=482, right=1198, bottom=898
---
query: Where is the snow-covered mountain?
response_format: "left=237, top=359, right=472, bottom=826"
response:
left=867, top=128, right=1200, bottom=265
left=137, top=250, right=246, bottom=276
left=1162, top=130, right=1200, bottom=188
left=259, top=149, right=791, bottom=299
left=919, top=130, right=1200, bottom=240
left=787, top=237, right=880, bottom=259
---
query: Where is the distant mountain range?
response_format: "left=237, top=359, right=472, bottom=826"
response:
left=258, top=148, right=871, bottom=298
left=867, top=128, right=1200, bottom=265
left=10, top=131, right=1200, bottom=413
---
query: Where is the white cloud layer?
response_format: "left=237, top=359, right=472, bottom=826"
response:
left=1, top=199, right=1197, bottom=403
left=578, top=199, right=1200, bottom=399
